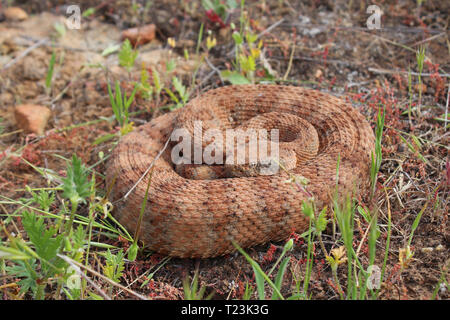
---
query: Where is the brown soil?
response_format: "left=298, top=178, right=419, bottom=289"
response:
left=0, top=0, right=448, bottom=300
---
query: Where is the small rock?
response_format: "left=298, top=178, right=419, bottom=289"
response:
left=4, top=7, right=28, bottom=21
left=121, top=24, right=156, bottom=46
left=398, top=143, right=407, bottom=153
left=298, top=15, right=311, bottom=25
left=414, top=83, right=427, bottom=93
left=315, top=69, right=323, bottom=79
left=303, top=27, right=322, bottom=37
left=14, top=104, right=51, bottom=135
left=347, top=70, right=358, bottom=82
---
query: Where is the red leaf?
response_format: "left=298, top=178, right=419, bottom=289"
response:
left=205, top=9, right=226, bottom=28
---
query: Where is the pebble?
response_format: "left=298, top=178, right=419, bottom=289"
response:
left=121, top=24, right=156, bottom=46
left=4, top=7, right=28, bottom=21
left=315, top=69, right=323, bottom=79
left=14, top=104, right=51, bottom=135
left=414, top=83, right=427, bottom=93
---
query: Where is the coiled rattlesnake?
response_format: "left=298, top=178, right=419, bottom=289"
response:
left=106, top=85, right=375, bottom=258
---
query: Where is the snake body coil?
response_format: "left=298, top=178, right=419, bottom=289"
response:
left=106, top=85, right=375, bottom=258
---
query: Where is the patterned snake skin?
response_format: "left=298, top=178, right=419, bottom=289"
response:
left=106, top=85, right=375, bottom=258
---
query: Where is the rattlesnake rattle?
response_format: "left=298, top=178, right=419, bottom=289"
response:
left=106, top=84, right=375, bottom=258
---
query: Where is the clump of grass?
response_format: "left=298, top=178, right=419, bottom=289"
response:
left=165, top=77, right=190, bottom=110
left=407, top=67, right=413, bottom=126
left=238, top=110, right=390, bottom=300
left=398, top=132, right=428, bottom=164
left=45, top=51, right=56, bottom=96
left=0, top=155, right=92, bottom=299
left=0, top=154, right=133, bottom=299
left=107, top=80, right=138, bottom=136
left=183, top=270, right=214, bottom=300
left=62, top=154, right=93, bottom=234
left=415, top=46, right=426, bottom=115
left=127, top=167, right=155, bottom=262
left=370, top=106, right=385, bottom=201
left=220, top=0, right=267, bottom=85
left=431, top=261, right=450, bottom=300
left=235, top=198, right=331, bottom=300
left=399, top=201, right=428, bottom=270
left=326, top=111, right=387, bottom=299
left=119, top=39, right=138, bottom=75
left=234, top=238, right=297, bottom=300
left=296, top=200, right=328, bottom=298
left=0, top=116, right=4, bottom=135
left=135, top=64, right=163, bottom=109
left=2, top=209, right=66, bottom=299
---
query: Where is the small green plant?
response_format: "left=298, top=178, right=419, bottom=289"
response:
left=183, top=270, right=214, bottom=300
left=201, top=0, right=238, bottom=26
left=135, top=65, right=163, bottom=107
left=100, top=248, right=125, bottom=297
left=330, top=190, right=385, bottom=299
left=101, top=249, right=125, bottom=283
left=333, top=195, right=365, bottom=299
left=0, top=116, right=5, bottom=135
left=62, top=154, right=93, bottom=246
left=242, top=281, right=255, bottom=300
left=166, top=59, right=177, bottom=73
left=165, top=77, right=189, bottom=110
left=82, top=7, right=96, bottom=17
left=107, top=80, right=138, bottom=136
left=298, top=200, right=328, bottom=297
left=127, top=167, right=154, bottom=262
left=370, top=107, right=385, bottom=201
left=398, top=133, right=428, bottom=164
left=234, top=239, right=299, bottom=300
left=327, top=148, right=385, bottom=300
left=136, top=63, right=153, bottom=100
left=0, top=155, right=93, bottom=299
left=152, top=67, right=162, bottom=98
left=407, top=202, right=427, bottom=248
left=53, top=22, right=66, bottom=38
left=2, top=210, right=66, bottom=299
left=62, top=155, right=92, bottom=207
left=399, top=202, right=428, bottom=270
left=0, top=154, right=135, bottom=300
left=45, top=51, right=56, bottom=96
left=431, top=261, right=449, bottom=300
left=31, top=189, right=55, bottom=212
left=119, top=39, right=138, bottom=74
left=221, top=1, right=264, bottom=84
left=407, top=67, right=413, bottom=125
left=102, top=44, right=121, bottom=57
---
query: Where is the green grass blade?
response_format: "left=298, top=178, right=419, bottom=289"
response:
left=408, top=202, right=428, bottom=247
left=45, top=51, right=56, bottom=91
left=233, top=241, right=284, bottom=300
left=271, top=257, right=290, bottom=300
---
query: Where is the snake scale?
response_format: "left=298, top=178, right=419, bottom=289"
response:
left=106, top=85, right=375, bottom=258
